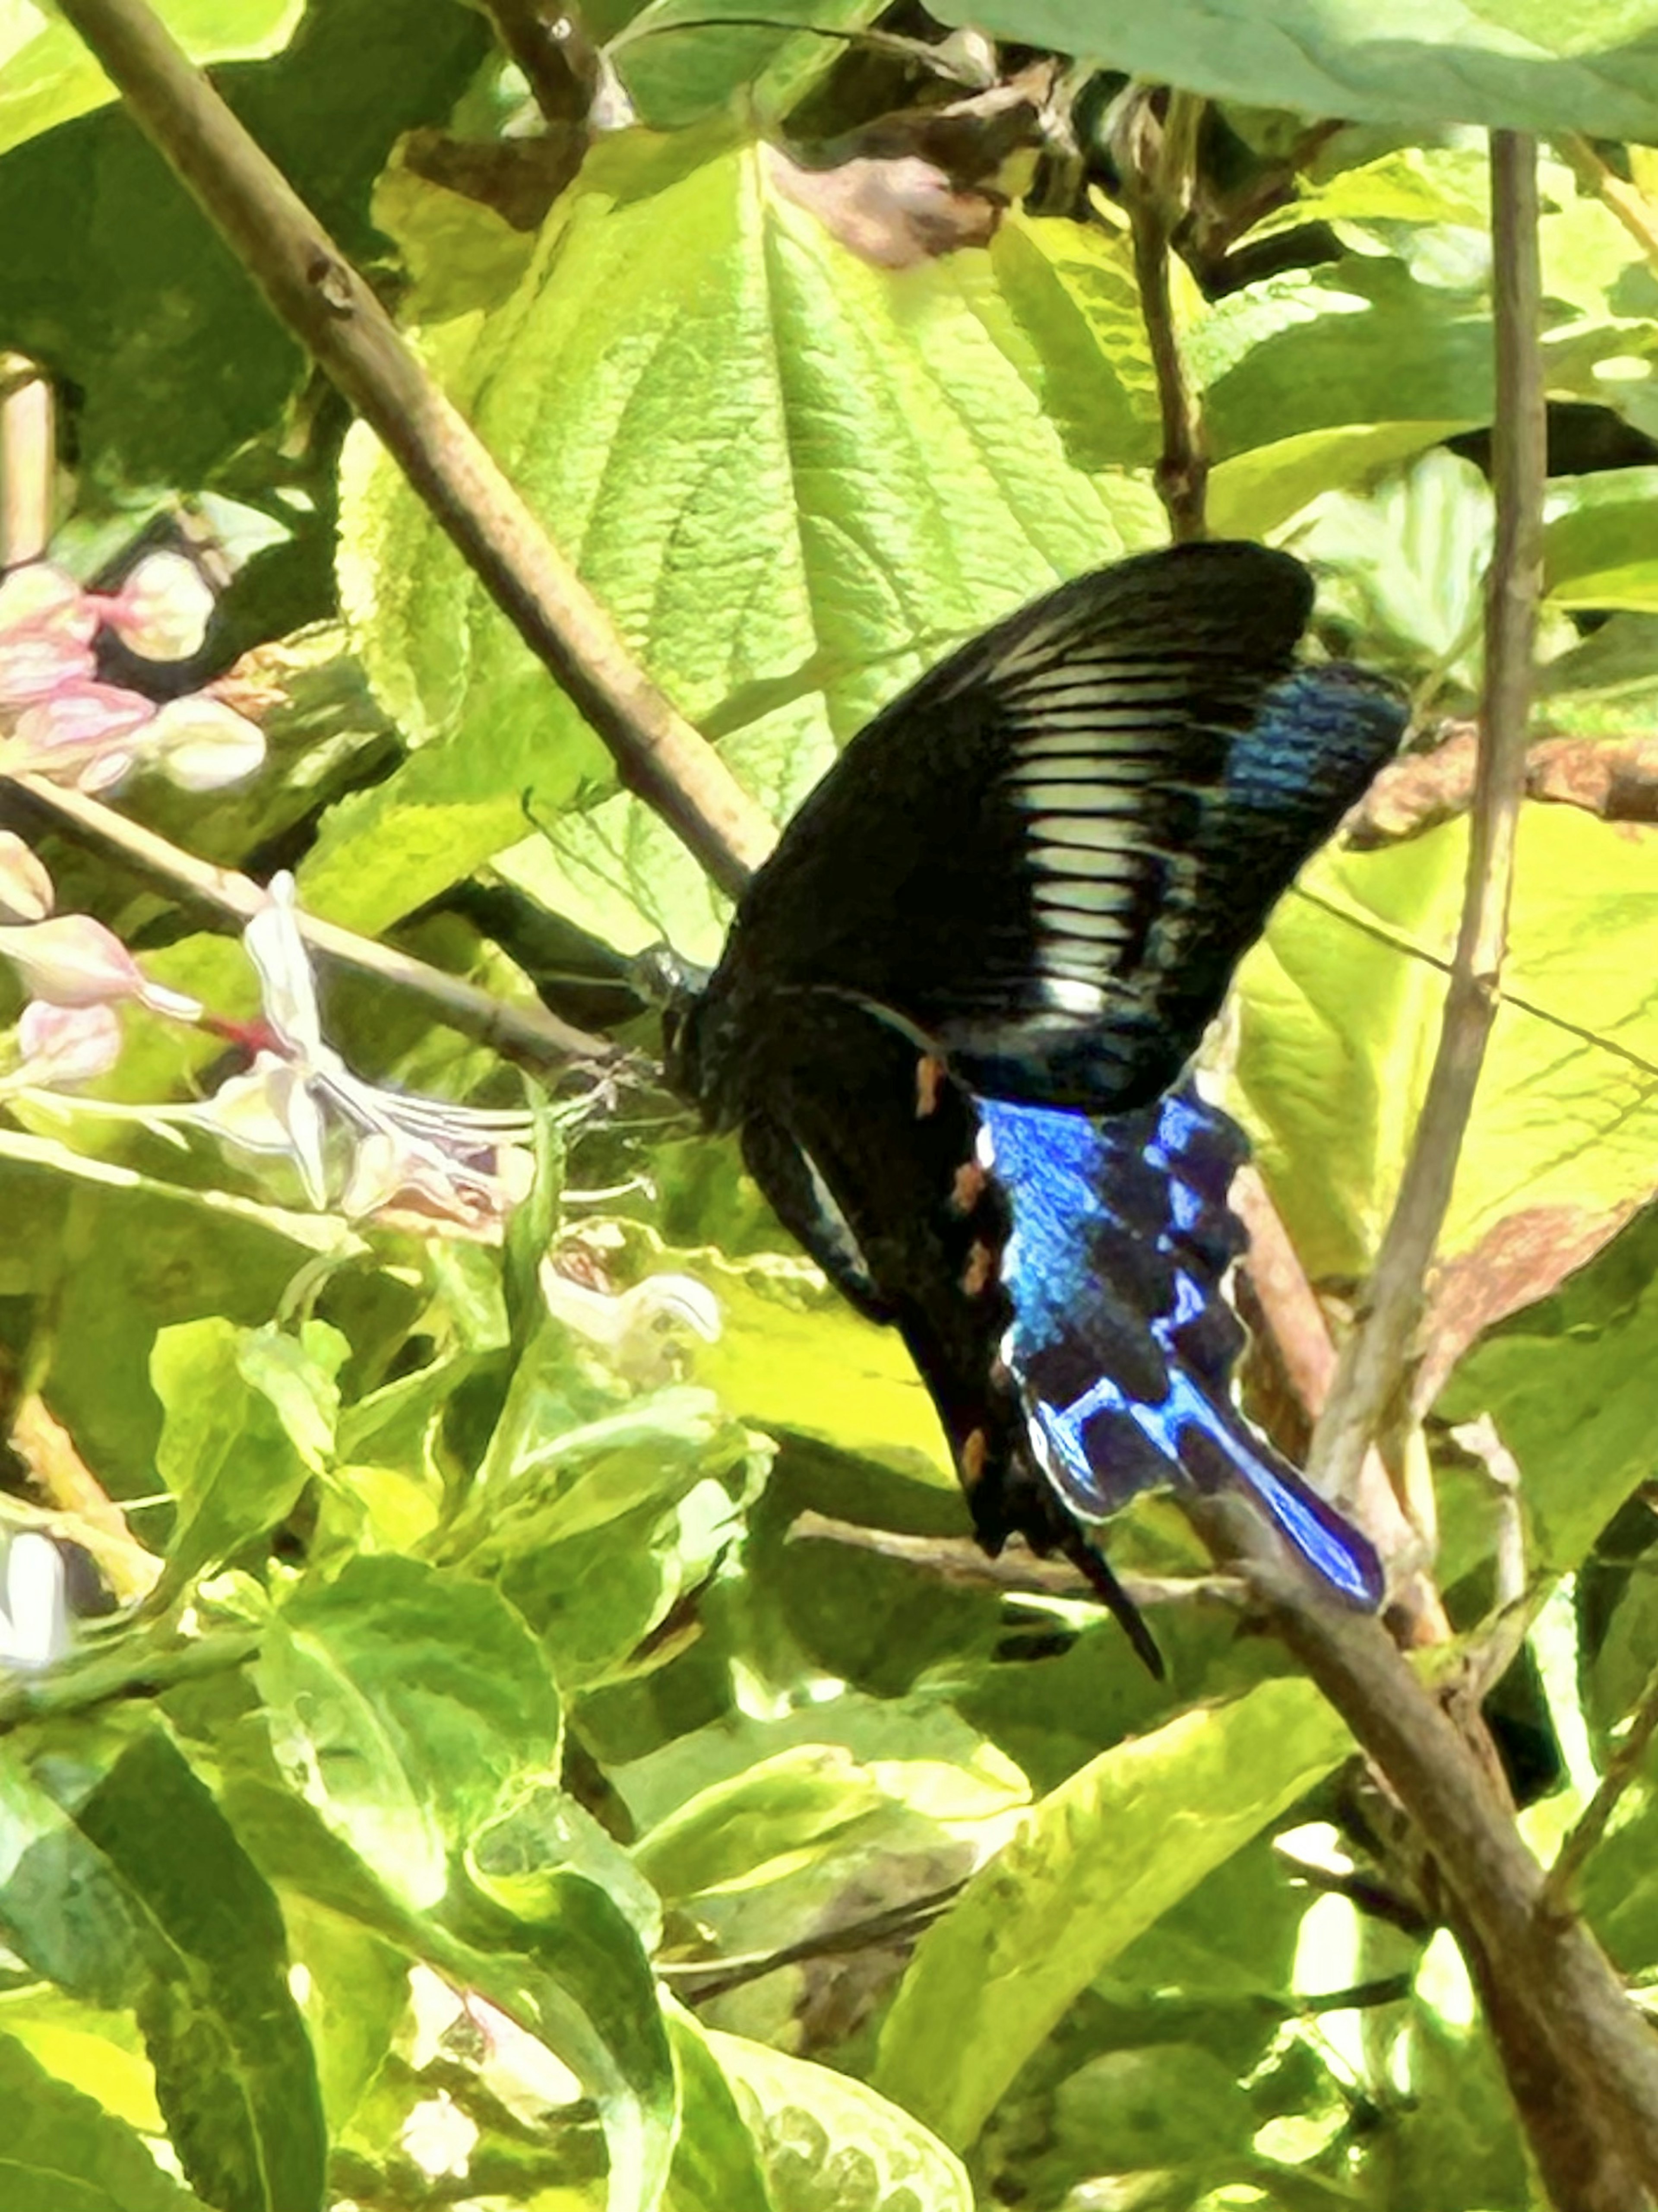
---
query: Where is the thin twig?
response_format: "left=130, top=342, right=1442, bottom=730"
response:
left=2, top=771, right=614, bottom=1074
left=1307, top=132, right=1546, bottom=1512
left=52, top=0, right=775, bottom=898
left=0, top=1627, right=259, bottom=1736
left=1116, top=87, right=1208, bottom=541
left=1544, top=1655, right=1658, bottom=1916
left=478, top=0, right=598, bottom=124
left=1557, top=135, right=1658, bottom=269
left=1254, top=1554, right=1658, bottom=2204
left=787, top=1509, right=1244, bottom=1610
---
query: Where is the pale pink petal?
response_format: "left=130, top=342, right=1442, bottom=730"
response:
left=16, top=1000, right=123, bottom=1086
left=13, top=681, right=155, bottom=761
left=0, top=915, right=148, bottom=1006
left=95, top=551, right=215, bottom=662
left=0, top=565, right=98, bottom=705
left=0, top=833, right=53, bottom=925
left=144, top=694, right=266, bottom=790
left=0, top=915, right=200, bottom=1021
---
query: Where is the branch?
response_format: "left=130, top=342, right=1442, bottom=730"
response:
left=478, top=0, right=598, bottom=124
left=52, top=0, right=775, bottom=899
left=1116, top=86, right=1208, bottom=542
left=1544, top=1654, right=1658, bottom=1914
left=787, top=1508, right=1244, bottom=1611
left=1307, top=131, right=1546, bottom=1508
left=1, top=771, right=614, bottom=1075
left=1258, top=1558, right=1658, bottom=2208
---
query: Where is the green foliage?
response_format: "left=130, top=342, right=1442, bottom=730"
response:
left=929, top=0, right=1658, bottom=137
left=5, top=6, right=1658, bottom=2211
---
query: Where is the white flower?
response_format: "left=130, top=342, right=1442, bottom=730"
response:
left=144, top=694, right=266, bottom=791
left=197, top=874, right=535, bottom=1231
left=541, top=1261, right=720, bottom=1384
left=400, top=2092, right=477, bottom=2180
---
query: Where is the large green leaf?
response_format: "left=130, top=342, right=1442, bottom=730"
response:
left=150, top=1319, right=330, bottom=1604
left=709, top=2028, right=973, bottom=2212
left=0, top=2030, right=208, bottom=2210
left=72, top=1730, right=326, bottom=2212
left=873, top=1676, right=1350, bottom=2149
left=1234, top=805, right=1658, bottom=1286
left=609, top=0, right=885, bottom=130
left=225, top=1774, right=676, bottom=2212
left=0, top=0, right=301, bottom=158
left=327, top=140, right=1162, bottom=956
left=0, top=0, right=487, bottom=484
left=927, top=0, right=1658, bottom=137
left=256, top=1554, right=562, bottom=1910
left=1437, top=1205, right=1658, bottom=1581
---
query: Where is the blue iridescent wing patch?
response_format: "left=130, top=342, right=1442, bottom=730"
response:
left=978, top=1086, right=1383, bottom=1607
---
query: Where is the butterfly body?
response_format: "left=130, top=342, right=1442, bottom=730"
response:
left=658, top=541, right=1405, bottom=1658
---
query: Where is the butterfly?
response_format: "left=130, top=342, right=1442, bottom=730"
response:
left=655, top=541, right=1406, bottom=1667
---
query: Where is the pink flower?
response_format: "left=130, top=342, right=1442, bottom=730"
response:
left=0, top=564, right=98, bottom=705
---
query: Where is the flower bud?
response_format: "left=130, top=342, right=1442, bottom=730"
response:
left=0, top=914, right=201, bottom=1020
left=10, top=679, right=153, bottom=792
left=15, top=1000, right=122, bottom=1086
left=0, top=833, right=53, bottom=924
left=146, top=693, right=266, bottom=790
left=96, top=550, right=215, bottom=662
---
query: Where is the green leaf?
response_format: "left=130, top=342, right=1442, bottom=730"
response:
left=709, top=2028, right=973, bottom=2212
left=0, top=1987, right=161, bottom=2135
left=0, top=0, right=301, bottom=158
left=256, top=1555, right=562, bottom=1911
left=1438, top=1207, right=1658, bottom=1581
left=228, top=1778, right=675, bottom=2212
left=610, top=0, right=885, bottom=130
left=633, top=1745, right=891, bottom=1903
left=150, top=1319, right=320, bottom=1604
left=664, top=2008, right=775, bottom=2212
left=0, top=0, right=487, bottom=484
left=0, top=2029, right=208, bottom=2209
left=1207, top=420, right=1476, bottom=540
left=1235, top=805, right=1658, bottom=1287
left=1205, top=263, right=1492, bottom=461
left=72, top=1730, right=326, bottom=2212
left=1545, top=470, right=1658, bottom=610
left=873, top=1676, right=1351, bottom=2149
left=326, top=136, right=1162, bottom=953
left=927, top=0, right=1658, bottom=137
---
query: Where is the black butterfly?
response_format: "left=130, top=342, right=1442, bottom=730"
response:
left=652, top=541, right=1405, bottom=1667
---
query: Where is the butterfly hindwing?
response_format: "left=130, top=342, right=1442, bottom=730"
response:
left=980, top=1086, right=1384, bottom=1607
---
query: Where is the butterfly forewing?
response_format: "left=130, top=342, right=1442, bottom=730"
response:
left=696, top=542, right=1402, bottom=1116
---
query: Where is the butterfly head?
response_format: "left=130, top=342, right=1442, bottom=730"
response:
left=628, top=941, right=733, bottom=1128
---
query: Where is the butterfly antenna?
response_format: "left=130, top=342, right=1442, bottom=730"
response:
left=1060, top=1530, right=1165, bottom=1680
